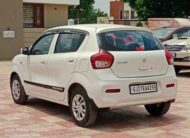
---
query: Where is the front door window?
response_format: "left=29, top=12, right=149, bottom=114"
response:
left=31, top=34, right=55, bottom=55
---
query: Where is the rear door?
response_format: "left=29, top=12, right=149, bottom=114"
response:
left=98, top=30, right=168, bottom=78
left=47, top=31, right=86, bottom=100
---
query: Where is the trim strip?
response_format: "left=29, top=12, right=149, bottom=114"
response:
left=24, top=80, right=64, bottom=92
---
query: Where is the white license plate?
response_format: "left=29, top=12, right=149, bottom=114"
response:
left=130, top=83, right=157, bottom=95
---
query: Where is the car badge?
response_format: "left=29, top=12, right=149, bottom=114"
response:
left=142, top=59, right=147, bottom=63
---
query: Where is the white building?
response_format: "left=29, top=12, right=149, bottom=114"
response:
left=123, top=3, right=137, bottom=20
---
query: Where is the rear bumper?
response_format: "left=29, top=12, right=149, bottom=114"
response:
left=88, top=66, right=177, bottom=108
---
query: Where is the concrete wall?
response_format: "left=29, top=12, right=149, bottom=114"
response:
left=24, top=28, right=47, bottom=47
left=0, top=0, right=24, bottom=60
left=0, top=1, right=69, bottom=60
left=44, top=4, right=68, bottom=28
left=24, top=4, right=68, bottom=47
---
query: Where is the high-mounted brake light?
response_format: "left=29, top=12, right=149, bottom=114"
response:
left=164, top=49, right=174, bottom=65
left=90, top=49, right=114, bottom=69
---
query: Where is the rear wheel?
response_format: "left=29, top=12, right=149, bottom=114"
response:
left=11, top=75, right=28, bottom=105
left=70, top=86, right=97, bottom=127
left=145, top=102, right=171, bottom=117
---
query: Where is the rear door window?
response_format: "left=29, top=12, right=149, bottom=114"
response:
left=98, top=30, right=163, bottom=51
left=54, top=33, right=85, bottom=53
left=175, top=28, right=190, bottom=37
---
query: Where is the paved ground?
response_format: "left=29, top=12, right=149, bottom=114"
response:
left=0, top=62, right=190, bottom=138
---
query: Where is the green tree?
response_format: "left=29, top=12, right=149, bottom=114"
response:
left=125, top=0, right=190, bottom=20
left=69, top=0, right=108, bottom=24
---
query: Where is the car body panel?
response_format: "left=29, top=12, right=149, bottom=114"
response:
left=110, top=50, right=168, bottom=78
left=163, top=37, right=190, bottom=68
left=11, top=24, right=177, bottom=108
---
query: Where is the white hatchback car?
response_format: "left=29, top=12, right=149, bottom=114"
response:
left=10, top=24, right=177, bottom=127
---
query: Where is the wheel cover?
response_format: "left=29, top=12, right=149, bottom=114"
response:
left=12, top=80, right=21, bottom=100
left=72, top=94, right=86, bottom=121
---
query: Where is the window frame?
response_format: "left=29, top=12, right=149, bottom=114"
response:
left=23, top=3, right=44, bottom=28
left=53, top=31, right=86, bottom=54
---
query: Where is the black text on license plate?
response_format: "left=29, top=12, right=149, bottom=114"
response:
left=130, top=83, right=157, bottom=95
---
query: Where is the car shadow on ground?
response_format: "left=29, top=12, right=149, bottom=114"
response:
left=26, top=98, right=187, bottom=132
left=177, top=70, right=190, bottom=78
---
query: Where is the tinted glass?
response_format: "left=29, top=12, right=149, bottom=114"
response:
left=174, top=28, right=190, bottom=37
left=153, top=28, right=175, bottom=38
left=54, top=33, right=85, bottom=53
left=31, top=34, right=54, bottom=55
left=98, top=30, right=163, bottom=51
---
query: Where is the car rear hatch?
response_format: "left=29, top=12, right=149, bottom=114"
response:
left=97, top=30, right=169, bottom=78
left=110, top=51, right=168, bottom=78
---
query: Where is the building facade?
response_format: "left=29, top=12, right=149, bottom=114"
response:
left=0, top=0, right=79, bottom=60
left=110, top=1, right=124, bottom=20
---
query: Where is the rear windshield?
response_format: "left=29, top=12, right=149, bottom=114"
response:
left=98, top=30, right=163, bottom=51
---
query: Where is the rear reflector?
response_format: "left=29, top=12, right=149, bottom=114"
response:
left=166, top=83, right=175, bottom=88
left=105, top=89, right=120, bottom=93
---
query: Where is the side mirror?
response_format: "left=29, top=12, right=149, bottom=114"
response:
left=21, top=47, right=30, bottom=55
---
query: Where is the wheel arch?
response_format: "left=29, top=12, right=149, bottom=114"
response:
left=67, top=82, right=97, bottom=109
left=68, top=83, right=86, bottom=105
left=10, top=72, right=19, bottom=85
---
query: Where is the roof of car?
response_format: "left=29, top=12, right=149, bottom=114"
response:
left=46, top=24, right=151, bottom=34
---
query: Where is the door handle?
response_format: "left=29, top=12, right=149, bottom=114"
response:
left=40, top=60, right=46, bottom=64
left=67, top=58, right=74, bottom=63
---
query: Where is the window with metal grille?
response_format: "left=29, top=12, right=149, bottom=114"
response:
left=23, top=4, right=44, bottom=28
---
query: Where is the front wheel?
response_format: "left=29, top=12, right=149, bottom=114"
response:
left=145, top=102, right=171, bottom=117
left=70, top=86, right=97, bottom=127
left=11, top=75, right=28, bottom=105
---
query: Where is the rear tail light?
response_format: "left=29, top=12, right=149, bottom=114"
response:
left=90, top=49, right=114, bottom=69
left=164, top=49, right=174, bottom=65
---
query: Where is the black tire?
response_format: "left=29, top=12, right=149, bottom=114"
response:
left=69, top=86, right=97, bottom=127
left=145, top=102, right=171, bottom=117
left=11, top=75, right=28, bottom=105
left=98, top=108, right=110, bottom=112
left=174, top=67, right=181, bottom=74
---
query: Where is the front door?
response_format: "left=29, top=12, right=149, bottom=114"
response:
left=24, top=34, right=55, bottom=98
